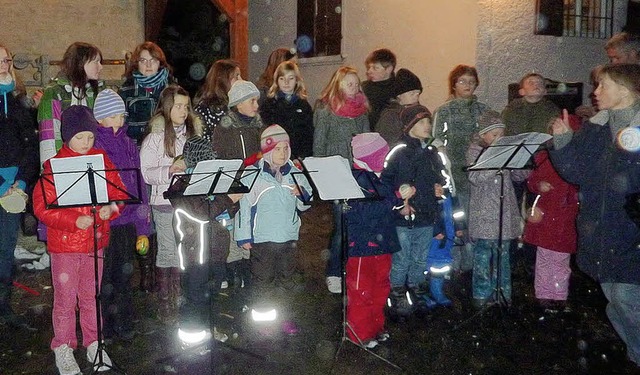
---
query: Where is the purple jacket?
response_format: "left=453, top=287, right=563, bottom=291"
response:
left=94, top=125, right=151, bottom=236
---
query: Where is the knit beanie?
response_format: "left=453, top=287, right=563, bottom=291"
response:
left=393, top=68, right=422, bottom=97
left=228, top=80, right=260, bottom=108
left=61, top=105, right=97, bottom=144
left=93, top=89, right=126, bottom=121
left=477, top=110, right=505, bottom=135
left=351, top=132, right=389, bottom=173
left=261, top=124, right=290, bottom=153
left=400, top=104, right=432, bottom=133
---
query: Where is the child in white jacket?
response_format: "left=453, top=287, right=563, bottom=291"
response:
left=235, top=125, right=311, bottom=328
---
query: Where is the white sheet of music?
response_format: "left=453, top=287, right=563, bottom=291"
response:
left=468, top=132, right=552, bottom=170
left=184, top=159, right=244, bottom=196
left=302, top=156, right=364, bottom=201
left=50, top=154, right=108, bottom=206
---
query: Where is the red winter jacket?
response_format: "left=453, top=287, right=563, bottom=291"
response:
left=33, top=145, right=127, bottom=254
left=522, top=151, right=579, bottom=253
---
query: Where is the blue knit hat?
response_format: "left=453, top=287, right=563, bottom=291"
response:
left=93, top=89, right=126, bottom=120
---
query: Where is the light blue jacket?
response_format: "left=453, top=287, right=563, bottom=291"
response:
left=235, top=159, right=311, bottom=245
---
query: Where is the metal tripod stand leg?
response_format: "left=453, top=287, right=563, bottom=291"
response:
left=330, top=201, right=402, bottom=373
left=88, top=206, right=127, bottom=375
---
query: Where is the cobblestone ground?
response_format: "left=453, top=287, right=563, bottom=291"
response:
left=1, top=201, right=639, bottom=374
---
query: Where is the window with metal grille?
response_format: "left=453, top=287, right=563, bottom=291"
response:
left=563, top=0, right=613, bottom=38
left=296, top=0, right=342, bottom=58
left=536, top=0, right=613, bottom=39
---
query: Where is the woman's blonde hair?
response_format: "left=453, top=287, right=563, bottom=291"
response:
left=267, top=61, right=307, bottom=99
left=257, top=48, right=296, bottom=90
left=317, top=66, right=368, bottom=112
left=0, top=44, right=26, bottom=96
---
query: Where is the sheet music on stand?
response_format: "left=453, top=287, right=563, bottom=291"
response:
left=301, top=156, right=364, bottom=201
left=184, top=159, right=244, bottom=196
left=50, top=154, right=109, bottom=206
left=467, top=132, right=552, bottom=170
left=165, top=159, right=260, bottom=199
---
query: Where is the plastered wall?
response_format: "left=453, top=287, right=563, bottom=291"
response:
left=249, top=0, right=627, bottom=114
left=248, top=0, right=479, bottom=111
left=0, top=0, right=144, bottom=84
left=475, top=0, right=624, bottom=111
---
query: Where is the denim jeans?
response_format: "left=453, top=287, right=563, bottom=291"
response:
left=0, top=208, right=20, bottom=284
left=601, top=282, right=640, bottom=365
left=391, top=225, right=433, bottom=288
left=472, top=239, right=512, bottom=301
left=325, top=202, right=343, bottom=277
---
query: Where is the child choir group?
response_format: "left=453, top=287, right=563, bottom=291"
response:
left=7, top=35, right=640, bottom=374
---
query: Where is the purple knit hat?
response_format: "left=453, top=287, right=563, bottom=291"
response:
left=61, top=105, right=97, bottom=144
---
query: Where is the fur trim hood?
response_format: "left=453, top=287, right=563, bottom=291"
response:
left=148, top=114, right=203, bottom=135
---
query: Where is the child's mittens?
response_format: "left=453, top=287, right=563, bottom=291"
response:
left=399, top=184, right=415, bottom=200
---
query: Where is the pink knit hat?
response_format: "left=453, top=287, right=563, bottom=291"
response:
left=260, top=124, right=290, bottom=153
left=351, top=132, right=390, bottom=173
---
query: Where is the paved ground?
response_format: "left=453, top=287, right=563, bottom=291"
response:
left=1, top=201, right=640, bottom=374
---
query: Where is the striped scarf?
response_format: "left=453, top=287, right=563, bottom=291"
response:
left=133, top=68, right=169, bottom=90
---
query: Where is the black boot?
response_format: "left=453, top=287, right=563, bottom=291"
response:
left=409, top=284, right=437, bottom=315
left=0, top=282, right=36, bottom=331
left=226, top=261, right=239, bottom=290
left=239, top=259, right=252, bottom=290
left=386, top=286, right=413, bottom=322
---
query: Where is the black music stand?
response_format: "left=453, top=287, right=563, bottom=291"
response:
left=466, top=132, right=551, bottom=310
left=41, top=154, right=142, bottom=374
left=301, top=156, right=401, bottom=372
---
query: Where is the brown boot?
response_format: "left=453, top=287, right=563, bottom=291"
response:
left=156, top=267, right=173, bottom=324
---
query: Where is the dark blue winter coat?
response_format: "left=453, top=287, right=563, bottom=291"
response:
left=550, top=118, right=640, bottom=284
left=345, top=169, right=401, bottom=257
left=381, top=134, right=445, bottom=227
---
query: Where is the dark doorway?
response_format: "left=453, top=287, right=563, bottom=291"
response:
left=150, top=0, right=230, bottom=97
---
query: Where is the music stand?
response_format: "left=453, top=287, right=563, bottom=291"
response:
left=466, top=132, right=551, bottom=309
left=41, top=154, right=143, bottom=374
left=162, top=159, right=259, bottom=360
left=301, top=156, right=401, bottom=371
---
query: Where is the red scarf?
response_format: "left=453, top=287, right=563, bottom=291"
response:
left=332, top=93, right=368, bottom=118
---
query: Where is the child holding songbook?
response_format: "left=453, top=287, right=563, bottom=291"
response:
left=140, top=84, right=201, bottom=323
left=93, top=89, right=151, bottom=342
left=235, top=125, right=311, bottom=332
left=466, top=110, right=529, bottom=309
left=345, top=132, right=400, bottom=349
left=33, top=105, right=127, bottom=374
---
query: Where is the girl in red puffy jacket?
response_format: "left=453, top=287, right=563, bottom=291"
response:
left=33, top=105, right=127, bottom=374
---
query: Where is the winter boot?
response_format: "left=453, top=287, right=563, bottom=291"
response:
left=156, top=267, right=173, bottom=324
left=0, top=282, right=35, bottom=331
left=430, top=276, right=452, bottom=307
left=226, top=261, right=240, bottom=290
left=409, top=284, right=437, bottom=314
left=386, top=286, right=413, bottom=322
left=239, top=259, right=252, bottom=289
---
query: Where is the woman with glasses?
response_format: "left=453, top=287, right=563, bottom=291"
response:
left=0, top=44, right=38, bottom=330
left=38, top=41, right=104, bottom=165
left=119, top=41, right=175, bottom=145
left=432, top=64, right=491, bottom=274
